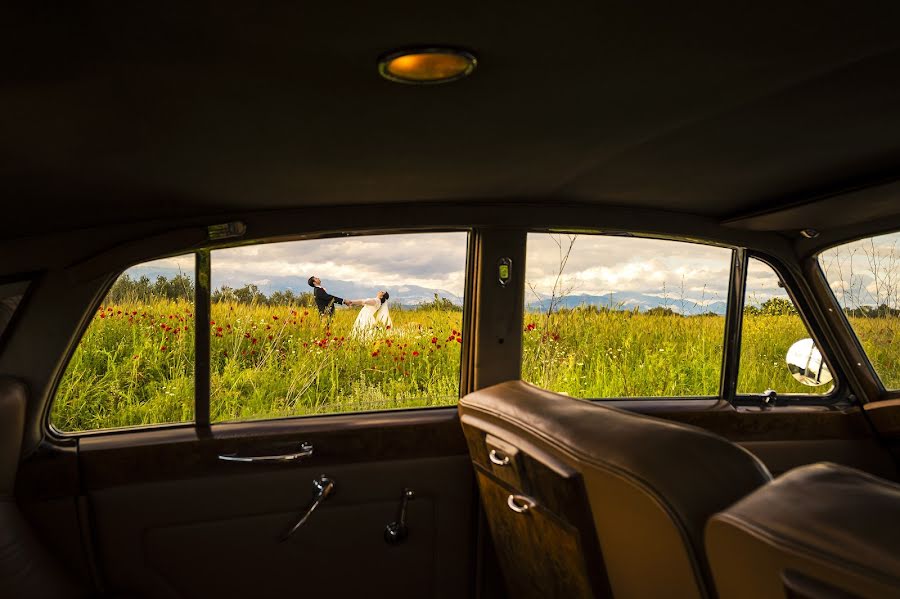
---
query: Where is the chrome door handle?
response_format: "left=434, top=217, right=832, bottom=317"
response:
left=280, top=475, right=335, bottom=542
left=218, top=442, right=313, bottom=463
left=507, top=494, right=536, bottom=514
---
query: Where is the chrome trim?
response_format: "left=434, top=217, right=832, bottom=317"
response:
left=218, top=442, right=313, bottom=463
left=507, top=494, right=536, bottom=514
left=281, top=475, right=335, bottom=541
left=489, top=449, right=510, bottom=466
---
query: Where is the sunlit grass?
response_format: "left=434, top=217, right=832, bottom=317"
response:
left=52, top=301, right=900, bottom=432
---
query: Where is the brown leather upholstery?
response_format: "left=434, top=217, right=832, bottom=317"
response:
left=706, top=462, right=900, bottom=599
left=0, top=378, right=84, bottom=598
left=459, top=380, right=772, bottom=599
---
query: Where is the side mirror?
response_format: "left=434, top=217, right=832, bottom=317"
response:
left=785, top=338, right=833, bottom=387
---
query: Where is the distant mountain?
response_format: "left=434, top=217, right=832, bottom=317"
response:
left=526, top=292, right=727, bottom=315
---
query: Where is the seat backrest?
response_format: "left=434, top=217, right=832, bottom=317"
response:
left=459, top=380, right=772, bottom=599
left=0, top=378, right=83, bottom=599
left=706, top=462, right=900, bottom=599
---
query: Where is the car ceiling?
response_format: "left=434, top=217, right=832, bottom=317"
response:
left=3, top=1, right=900, bottom=238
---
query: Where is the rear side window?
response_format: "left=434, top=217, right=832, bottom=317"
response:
left=818, top=231, right=900, bottom=389
left=0, top=280, right=29, bottom=342
left=51, top=255, right=196, bottom=432
left=523, top=233, right=732, bottom=398
left=209, top=232, right=469, bottom=422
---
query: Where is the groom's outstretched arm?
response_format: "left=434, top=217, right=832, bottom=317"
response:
left=315, top=287, right=345, bottom=306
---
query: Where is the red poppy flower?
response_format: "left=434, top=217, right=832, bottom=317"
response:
left=412, top=351, right=419, bottom=357
left=431, top=337, right=438, bottom=344
left=210, top=320, right=215, bottom=325
left=267, top=335, right=273, bottom=340
left=160, top=346, right=167, bottom=351
left=251, top=338, right=258, bottom=345
left=456, top=337, right=462, bottom=343
left=216, top=327, right=223, bottom=332
left=272, top=315, right=279, bottom=320
left=372, top=351, right=379, bottom=357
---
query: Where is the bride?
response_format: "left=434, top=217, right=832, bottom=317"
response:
left=347, top=290, right=392, bottom=335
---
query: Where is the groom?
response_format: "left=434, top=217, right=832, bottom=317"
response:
left=308, top=276, right=351, bottom=316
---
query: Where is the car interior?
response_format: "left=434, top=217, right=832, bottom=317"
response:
left=3, top=3, right=900, bottom=598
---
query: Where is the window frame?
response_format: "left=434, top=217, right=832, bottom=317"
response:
left=731, top=252, right=843, bottom=406
left=519, top=230, right=846, bottom=406
left=813, top=229, right=900, bottom=399
left=46, top=228, right=475, bottom=438
left=521, top=230, right=738, bottom=402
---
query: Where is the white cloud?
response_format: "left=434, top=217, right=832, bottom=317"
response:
left=525, top=233, right=732, bottom=302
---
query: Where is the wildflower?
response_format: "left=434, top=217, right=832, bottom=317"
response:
left=431, top=337, right=438, bottom=344
left=456, top=337, right=462, bottom=343
left=526, top=323, right=536, bottom=331
left=210, top=320, right=215, bottom=325
left=268, top=335, right=273, bottom=340
left=244, top=333, right=251, bottom=339
left=272, top=315, right=279, bottom=320
left=99, top=313, right=106, bottom=319
left=303, top=311, right=309, bottom=316
left=372, top=351, right=379, bottom=357
left=216, top=327, right=223, bottom=332
left=251, top=338, right=258, bottom=345
left=412, top=351, right=419, bottom=357
left=386, top=325, right=391, bottom=330
left=133, top=355, right=138, bottom=360
left=160, top=346, right=167, bottom=351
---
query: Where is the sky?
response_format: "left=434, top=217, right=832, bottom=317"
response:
left=524, top=233, right=734, bottom=305
left=125, top=230, right=900, bottom=308
left=818, top=231, right=900, bottom=309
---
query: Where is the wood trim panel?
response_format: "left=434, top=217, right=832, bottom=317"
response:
left=78, top=408, right=468, bottom=490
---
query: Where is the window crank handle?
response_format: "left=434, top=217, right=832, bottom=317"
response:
left=280, top=475, right=335, bottom=542
left=384, top=488, right=415, bottom=545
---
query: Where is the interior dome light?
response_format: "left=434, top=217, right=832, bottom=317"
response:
left=378, top=48, right=477, bottom=84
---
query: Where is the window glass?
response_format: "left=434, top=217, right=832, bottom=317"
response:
left=818, top=232, right=900, bottom=389
left=737, top=258, right=831, bottom=395
left=523, top=233, right=731, bottom=397
left=209, top=232, right=468, bottom=421
left=0, top=280, right=29, bottom=342
left=52, top=255, right=196, bottom=432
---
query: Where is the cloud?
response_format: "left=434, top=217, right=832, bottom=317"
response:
left=210, top=232, right=469, bottom=296
left=525, top=233, right=732, bottom=302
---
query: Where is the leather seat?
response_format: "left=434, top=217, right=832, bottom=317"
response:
left=459, top=380, right=772, bottom=599
left=706, top=462, right=900, bottom=599
left=0, top=378, right=86, bottom=598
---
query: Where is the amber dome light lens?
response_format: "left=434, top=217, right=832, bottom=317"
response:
left=379, top=49, right=476, bottom=84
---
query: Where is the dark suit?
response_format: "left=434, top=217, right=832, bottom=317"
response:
left=313, top=286, right=344, bottom=315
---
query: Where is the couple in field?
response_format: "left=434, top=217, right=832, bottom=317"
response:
left=307, top=276, right=392, bottom=334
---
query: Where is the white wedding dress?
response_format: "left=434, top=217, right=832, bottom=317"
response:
left=351, top=298, right=392, bottom=336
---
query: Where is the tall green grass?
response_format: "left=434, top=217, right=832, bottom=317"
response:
left=51, top=301, right=900, bottom=432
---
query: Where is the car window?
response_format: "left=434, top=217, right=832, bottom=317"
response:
left=818, top=231, right=900, bottom=389
left=523, top=233, right=731, bottom=398
left=51, top=255, right=196, bottom=432
left=0, top=280, right=29, bottom=343
left=208, top=232, right=469, bottom=422
left=737, top=258, right=832, bottom=396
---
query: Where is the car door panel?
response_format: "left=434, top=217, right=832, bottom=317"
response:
left=72, top=409, right=475, bottom=598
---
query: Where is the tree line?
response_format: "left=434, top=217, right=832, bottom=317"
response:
left=107, top=275, right=463, bottom=311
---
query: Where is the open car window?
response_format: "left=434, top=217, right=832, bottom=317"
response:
left=51, top=255, right=197, bottom=433
left=522, top=233, right=731, bottom=398
left=818, top=231, right=900, bottom=390
left=208, top=232, right=469, bottom=422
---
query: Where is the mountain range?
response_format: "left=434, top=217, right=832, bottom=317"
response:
left=525, top=292, right=727, bottom=315
left=124, top=266, right=726, bottom=313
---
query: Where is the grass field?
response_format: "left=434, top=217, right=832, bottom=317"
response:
left=51, top=300, right=900, bottom=431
